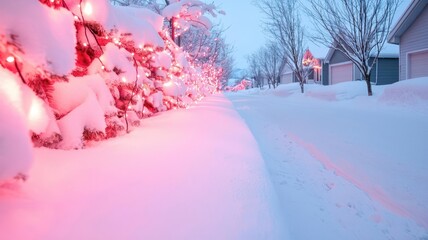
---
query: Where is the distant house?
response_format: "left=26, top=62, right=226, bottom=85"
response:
left=279, top=63, right=296, bottom=84
left=324, top=45, right=399, bottom=85
left=279, top=49, right=324, bottom=84
left=388, top=0, right=428, bottom=80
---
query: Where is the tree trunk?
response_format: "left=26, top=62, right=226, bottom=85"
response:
left=297, top=73, right=304, bottom=93
left=170, top=18, right=176, bottom=42
left=177, top=35, right=181, bottom=47
left=364, top=73, right=373, bottom=96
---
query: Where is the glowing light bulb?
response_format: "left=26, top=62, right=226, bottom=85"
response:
left=6, top=56, right=15, bottom=63
left=83, top=42, right=88, bottom=47
left=101, top=65, right=105, bottom=70
left=83, top=2, right=93, bottom=16
left=28, top=99, right=43, bottom=126
left=163, top=81, right=173, bottom=87
left=121, top=77, right=127, bottom=83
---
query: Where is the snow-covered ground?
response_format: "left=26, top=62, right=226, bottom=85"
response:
left=1, top=79, right=428, bottom=239
left=228, top=79, right=428, bottom=239
left=0, top=95, right=287, bottom=240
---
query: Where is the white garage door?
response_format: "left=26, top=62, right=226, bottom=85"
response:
left=409, top=50, right=428, bottom=79
left=281, top=73, right=293, bottom=84
left=330, top=63, right=353, bottom=84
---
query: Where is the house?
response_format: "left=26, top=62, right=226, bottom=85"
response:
left=279, top=63, right=296, bottom=84
left=388, top=0, right=428, bottom=80
left=279, top=49, right=324, bottom=84
left=324, top=45, right=399, bottom=85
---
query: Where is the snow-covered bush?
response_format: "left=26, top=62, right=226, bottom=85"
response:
left=228, top=79, right=252, bottom=92
left=0, top=68, right=33, bottom=183
left=0, top=0, right=223, bottom=156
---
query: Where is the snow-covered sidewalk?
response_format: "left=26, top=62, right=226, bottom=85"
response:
left=227, top=82, right=428, bottom=239
left=0, top=94, right=287, bottom=240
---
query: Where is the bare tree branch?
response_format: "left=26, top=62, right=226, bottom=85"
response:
left=305, top=0, right=400, bottom=96
left=256, top=0, right=308, bottom=93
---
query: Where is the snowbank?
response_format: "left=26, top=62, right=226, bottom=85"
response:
left=379, top=77, right=428, bottom=110
left=305, top=81, right=368, bottom=101
left=243, top=79, right=428, bottom=107
left=227, top=81, right=428, bottom=238
left=0, top=94, right=288, bottom=239
left=272, top=83, right=302, bottom=97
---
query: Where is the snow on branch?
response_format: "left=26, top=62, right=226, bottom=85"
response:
left=0, top=0, right=226, bottom=160
left=306, top=0, right=400, bottom=96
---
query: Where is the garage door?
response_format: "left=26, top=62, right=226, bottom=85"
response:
left=409, top=50, right=428, bottom=79
left=281, top=73, right=293, bottom=84
left=330, top=63, right=352, bottom=84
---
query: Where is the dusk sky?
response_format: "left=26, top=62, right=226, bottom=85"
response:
left=213, top=0, right=412, bottom=70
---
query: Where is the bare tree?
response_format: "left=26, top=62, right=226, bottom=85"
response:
left=247, top=51, right=264, bottom=89
left=181, top=26, right=234, bottom=90
left=306, top=0, right=400, bottom=96
left=259, top=43, right=283, bottom=89
left=257, top=0, right=307, bottom=93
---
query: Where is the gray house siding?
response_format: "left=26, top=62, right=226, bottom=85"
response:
left=322, top=61, right=329, bottom=85
left=372, top=58, right=399, bottom=85
left=326, top=48, right=398, bottom=85
left=329, top=50, right=350, bottom=64
left=399, top=4, right=428, bottom=80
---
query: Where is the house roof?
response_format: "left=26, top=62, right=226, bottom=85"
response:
left=324, top=42, right=338, bottom=63
left=388, top=0, right=428, bottom=44
left=324, top=43, right=399, bottom=63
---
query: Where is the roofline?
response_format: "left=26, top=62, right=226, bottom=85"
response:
left=324, top=46, right=398, bottom=63
left=376, top=53, right=399, bottom=58
left=388, top=0, right=428, bottom=44
left=324, top=42, right=338, bottom=63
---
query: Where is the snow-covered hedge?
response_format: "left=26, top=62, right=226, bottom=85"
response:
left=0, top=69, right=33, bottom=183
left=0, top=0, right=221, bottom=181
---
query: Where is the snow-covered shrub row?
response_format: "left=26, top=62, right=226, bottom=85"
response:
left=0, top=0, right=220, bottom=179
left=0, top=69, right=35, bottom=183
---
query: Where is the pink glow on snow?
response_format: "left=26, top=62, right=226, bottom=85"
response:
left=287, top=133, right=426, bottom=227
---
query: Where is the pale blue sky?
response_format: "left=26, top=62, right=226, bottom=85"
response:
left=213, top=0, right=411, bottom=70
